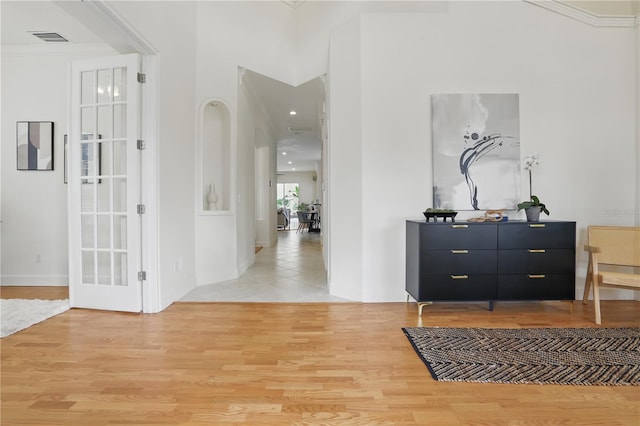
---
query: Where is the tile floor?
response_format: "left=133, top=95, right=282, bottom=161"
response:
left=180, top=228, right=352, bottom=302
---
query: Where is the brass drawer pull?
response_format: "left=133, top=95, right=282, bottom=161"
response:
left=451, top=250, right=469, bottom=254
left=451, top=275, right=469, bottom=279
left=528, top=274, right=546, bottom=279
left=528, top=249, right=546, bottom=253
left=451, top=224, right=468, bottom=229
left=529, top=224, right=546, bottom=228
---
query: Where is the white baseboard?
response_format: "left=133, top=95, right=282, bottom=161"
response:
left=1, top=275, right=69, bottom=286
left=238, top=253, right=256, bottom=277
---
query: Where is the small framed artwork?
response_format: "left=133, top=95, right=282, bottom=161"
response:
left=17, top=121, right=54, bottom=171
left=81, top=134, right=102, bottom=184
left=65, top=133, right=102, bottom=183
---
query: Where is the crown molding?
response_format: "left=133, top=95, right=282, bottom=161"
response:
left=525, top=0, right=638, bottom=27
left=84, top=0, right=158, bottom=54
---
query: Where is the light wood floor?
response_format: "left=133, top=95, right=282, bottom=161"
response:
left=1, top=288, right=639, bottom=425
left=1, top=286, right=69, bottom=300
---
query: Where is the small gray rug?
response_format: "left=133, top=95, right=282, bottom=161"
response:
left=1, top=299, right=70, bottom=338
left=403, top=327, right=640, bottom=385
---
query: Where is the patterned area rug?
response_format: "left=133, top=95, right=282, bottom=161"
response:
left=403, top=327, right=640, bottom=385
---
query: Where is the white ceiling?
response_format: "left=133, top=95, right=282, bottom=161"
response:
left=0, top=0, right=325, bottom=173
left=0, top=1, right=104, bottom=46
left=243, top=70, right=325, bottom=174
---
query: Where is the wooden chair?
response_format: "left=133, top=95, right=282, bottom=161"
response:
left=582, top=226, right=640, bottom=325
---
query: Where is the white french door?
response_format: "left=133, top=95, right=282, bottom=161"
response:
left=68, top=54, right=142, bottom=312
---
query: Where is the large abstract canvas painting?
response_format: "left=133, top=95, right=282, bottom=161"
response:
left=432, top=94, right=520, bottom=210
left=17, top=121, right=54, bottom=171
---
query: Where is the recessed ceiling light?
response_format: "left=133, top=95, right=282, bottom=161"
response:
left=289, top=110, right=297, bottom=115
left=282, top=152, right=287, bottom=156
left=292, top=168, right=296, bottom=171
left=288, top=161, right=292, bottom=165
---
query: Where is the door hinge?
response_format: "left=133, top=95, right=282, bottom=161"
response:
left=138, top=271, right=147, bottom=281
left=137, top=139, right=146, bottom=150
left=137, top=72, right=146, bottom=83
left=137, top=204, right=146, bottom=214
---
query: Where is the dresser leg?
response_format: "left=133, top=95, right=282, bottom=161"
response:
left=562, top=300, right=574, bottom=315
left=488, top=301, right=494, bottom=311
left=417, top=302, right=432, bottom=316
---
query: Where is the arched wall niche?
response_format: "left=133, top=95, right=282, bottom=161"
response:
left=199, top=99, right=231, bottom=213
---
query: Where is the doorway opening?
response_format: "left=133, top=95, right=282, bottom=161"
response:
left=182, top=69, right=334, bottom=302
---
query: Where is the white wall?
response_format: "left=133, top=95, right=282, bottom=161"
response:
left=236, top=81, right=257, bottom=275
left=327, top=15, right=363, bottom=301
left=193, top=2, right=291, bottom=284
left=254, top=137, right=277, bottom=248
left=294, top=1, right=448, bottom=85
left=108, top=1, right=198, bottom=309
left=1, top=44, right=116, bottom=286
left=5, top=1, right=635, bottom=309
left=635, top=21, right=639, bottom=301
left=195, top=69, right=278, bottom=285
left=329, top=1, right=638, bottom=302
left=636, top=21, right=640, bottom=229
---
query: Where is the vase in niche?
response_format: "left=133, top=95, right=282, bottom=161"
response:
left=207, top=184, right=218, bottom=210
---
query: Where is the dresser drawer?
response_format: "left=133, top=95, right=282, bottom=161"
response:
left=498, top=274, right=574, bottom=300
left=420, top=223, right=497, bottom=250
left=422, top=250, right=497, bottom=275
left=498, top=222, right=575, bottom=249
left=420, top=274, right=497, bottom=300
left=498, top=249, right=575, bottom=274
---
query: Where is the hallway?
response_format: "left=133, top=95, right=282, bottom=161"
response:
left=181, top=231, right=350, bottom=302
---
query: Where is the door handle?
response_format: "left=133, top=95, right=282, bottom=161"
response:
left=451, top=275, right=469, bottom=279
left=529, top=224, right=546, bottom=228
left=451, top=224, right=468, bottom=229
left=528, top=274, right=546, bottom=279
left=528, top=249, right=546, bottom=253
left=451, top=250, right=469, bottom=254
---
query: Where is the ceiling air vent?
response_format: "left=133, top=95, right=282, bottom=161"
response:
left=31, top=32, right=69, bottom=43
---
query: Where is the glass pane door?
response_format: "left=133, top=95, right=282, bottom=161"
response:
left=70, top=54, right=141, bottom=312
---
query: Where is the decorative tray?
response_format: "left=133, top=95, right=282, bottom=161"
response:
left=423, top=210, right=458, bottom=222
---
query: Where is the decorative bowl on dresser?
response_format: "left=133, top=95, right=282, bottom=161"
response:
left=422, top=209, right=458, bottom=222
left=406, top=220, right=576, bottom=316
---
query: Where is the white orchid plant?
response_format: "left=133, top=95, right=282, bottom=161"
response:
left=517, top=154, right=549, bottom=215
left=522, top=154, right=540, bottom=199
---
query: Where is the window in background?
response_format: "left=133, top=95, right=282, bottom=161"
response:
left=277, top=183, right=299, bottom=213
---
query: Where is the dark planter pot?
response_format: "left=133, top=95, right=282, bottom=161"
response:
left=525, top=206, right=542, bottom=222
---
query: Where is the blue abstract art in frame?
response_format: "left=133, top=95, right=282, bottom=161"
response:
left=16, top=121, right=54, bottom=171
